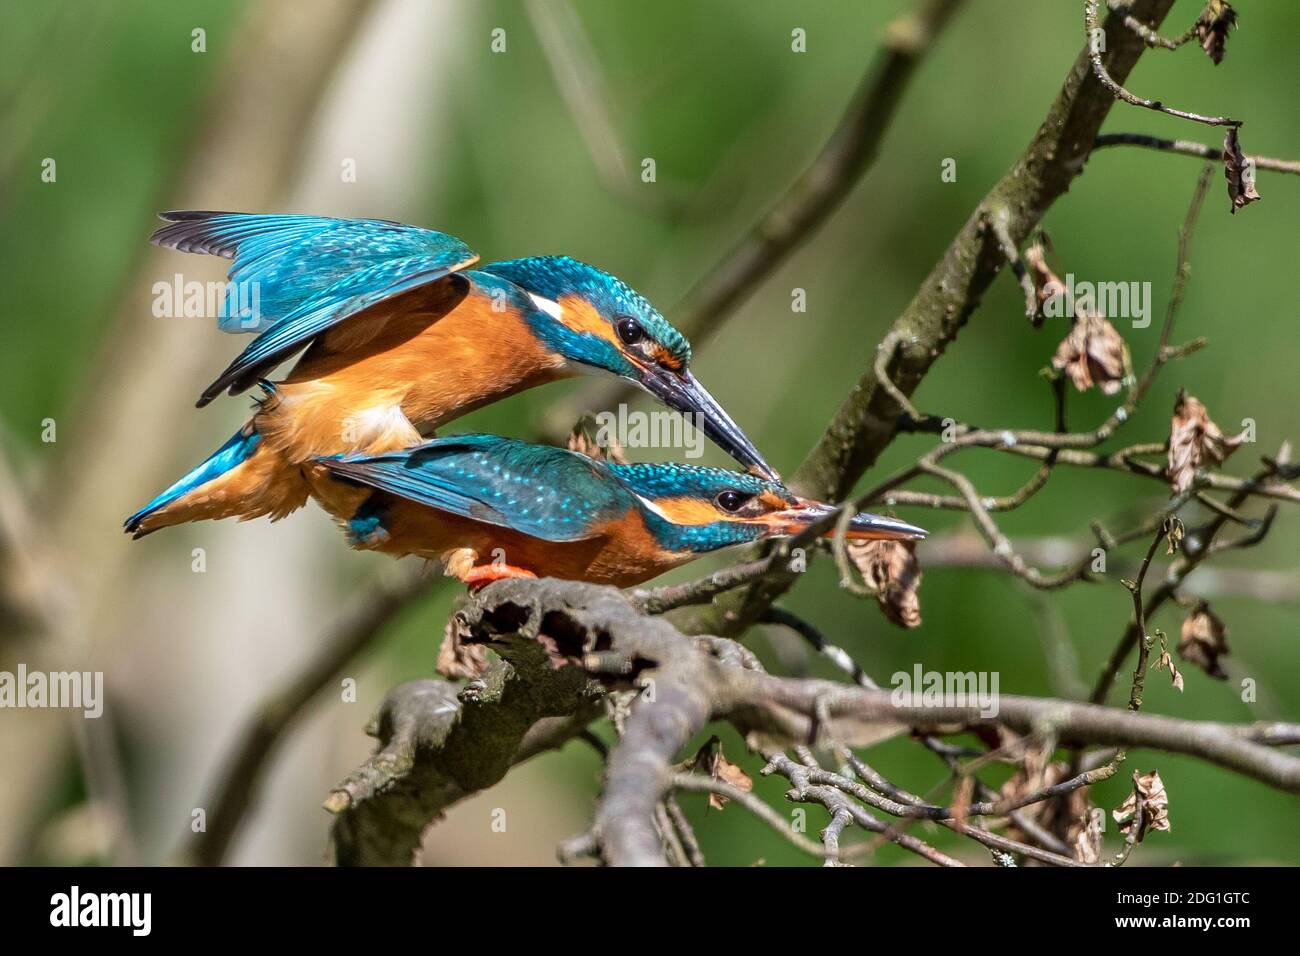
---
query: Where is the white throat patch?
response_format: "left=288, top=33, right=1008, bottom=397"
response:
left=527, top=292, right=564, bottom=320
left=634, top=494, right=673, bottom=522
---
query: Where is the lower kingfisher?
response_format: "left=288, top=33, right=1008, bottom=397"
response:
left=317, top=434, right=927, bottom=588
left=125, top=212, right=773, bottom=537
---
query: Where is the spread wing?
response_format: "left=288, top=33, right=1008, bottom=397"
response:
left=150, top=211, right=479, bottom=405
left=318, top=435, right=627, bottom=544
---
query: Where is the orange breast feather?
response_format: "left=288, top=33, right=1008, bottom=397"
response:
left=357, top=502, right=688, bottom=588
left=256, top=281, right=571, bottom=465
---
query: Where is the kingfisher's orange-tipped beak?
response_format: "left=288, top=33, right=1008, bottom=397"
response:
left=756, top=498, right=927, bottom=541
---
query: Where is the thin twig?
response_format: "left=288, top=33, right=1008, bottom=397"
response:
left=986, top=205, right=1038, bottom=321
left=672, top=773, right=834, bottom=862
left=1106, top=0, right=1196, bottom=49
left=632, top=557, right=778, bottom=615
left=1094, top=133, right=1300, bottom=175
left=664, top=795, right=705, bottom=867
left=1085, top=0, right=1240, bottom=128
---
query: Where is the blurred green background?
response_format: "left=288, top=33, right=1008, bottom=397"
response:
left=1, top=0, right=1296, bottom=866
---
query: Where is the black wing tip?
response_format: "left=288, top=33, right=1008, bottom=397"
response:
left=151, top=211, right=245, bottom=257
left=157, top=209, right=232, bottom=222
left=195, top=381, right=234, bottom=407
left=122, top=513, right=155, bottom=538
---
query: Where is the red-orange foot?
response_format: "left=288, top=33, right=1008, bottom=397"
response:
left=462, top=563, right=539, bottom=591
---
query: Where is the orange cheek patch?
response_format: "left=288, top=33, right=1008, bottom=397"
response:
left=557, top=294, right=620, bottom=347
left=650, top=496, right=725, bottom=526
left=757, top=490, right=793, bottom=510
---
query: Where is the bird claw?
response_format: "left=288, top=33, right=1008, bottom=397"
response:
left=462, top=563, right=538, bottom=591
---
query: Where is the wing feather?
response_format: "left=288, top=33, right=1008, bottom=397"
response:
left=151, top=211, right=479, bottom=405
left=318, top=436, right=626, bottom=544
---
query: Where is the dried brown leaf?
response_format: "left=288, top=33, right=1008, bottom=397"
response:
left=1072, top=808, right=1106, bottom=864
left=1167, top=390, right=1245, bottom=494
left=692, top=738, right=753, bottom=810
left=709, top=754, right=753, bottom=810
left=1179, top=600, right=1231, bottom=680
left=567, top=413, right=627, bottom=464
left=1153, top=647, right=1185, bottom=693
left=1223, top=127, right=1260, bottom=214
left=1112, top=769, right=1171, bottom=842
left=1051, top=313, right=1127, bottom=396
left=1196, top=0, right=1237, bottom=66
left=1023, top=237, right=1066, bottom=323
left=437, top=616, right=490, bottom=680
left=951, top=774, right=975, bottom=830
left=1164, top=517, right=1185, bottom=555
left=1002, top=759, right=1096, bottom=851
left=848, top=538, right=922, bottom=628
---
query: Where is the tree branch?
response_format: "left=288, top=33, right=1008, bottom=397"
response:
left=1084, top=0, right=1239, bottom=129
left=678, top=0, right=1183, bottom=638
left=326, top=606, right=606, bottom=865
left=331, top=578, right=1300, bottom=867
left=1094, top=132, right=1300, bottom=175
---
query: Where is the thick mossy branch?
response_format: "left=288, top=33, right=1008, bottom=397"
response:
left=326, top=600, right=605, bottom=865
left=675, top=0, right=1179, bottom=640
left=329, top=578, right=1300, bottom=867
left=803, top=0, right=1178, bottom=499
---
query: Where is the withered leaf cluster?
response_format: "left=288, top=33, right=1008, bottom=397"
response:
left=1166, top=390, right=1244, bottom=494
left=691, top=738, right=753, bottom=810
left=1027, top=236, right=1129, bottom=395
left=1052, top=313, right=1128, bottom=396
left=1112, top=769, right=1171, bottom=842
left=566, top=413, right=628, bottom=464
left=1000, top=756, right=1099, bottom=860
left=1223, top=127, right=1261, bottom=214
left=1179, top=600, right=1231, bottom=680
left=1164, top=517, right=1185, bottom=555
left=1153, top=642, right=1185, bottom=693
left=848, top=538, right=922, bottom=628
left=1023, top=237, right=1062, bottom=328
left=1196, top=0, right=1237, bottom=66
left=1074, top=808, right=1107, bottom=864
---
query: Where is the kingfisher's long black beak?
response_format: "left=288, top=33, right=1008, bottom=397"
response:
left=641, top=369, right=779, bottom=481
left=761, top=499, right=928, bottom=541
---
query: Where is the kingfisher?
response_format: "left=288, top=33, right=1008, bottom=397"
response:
left=317, top=434, right=927, bottom=588
left=125, top=212, right=774, bottom=537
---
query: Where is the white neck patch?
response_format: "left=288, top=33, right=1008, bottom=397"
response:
left=527, top=292, right=563, bottom=320
left=634, top=494, right=673, bottom=522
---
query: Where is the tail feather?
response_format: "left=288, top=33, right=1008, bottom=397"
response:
left=124, top=427, right=264, bottom=537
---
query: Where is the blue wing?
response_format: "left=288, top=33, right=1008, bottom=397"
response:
left=150, top=211, right=479, bottom=405
left=318, top=435, right=628, bottom=543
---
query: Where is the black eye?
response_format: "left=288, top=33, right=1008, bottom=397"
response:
left=616, top=316, right=644, bottom=346
left=715, top=490, right=752, bottom=513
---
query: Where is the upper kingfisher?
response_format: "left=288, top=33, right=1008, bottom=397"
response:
left=318, top=434, right=927, bottom=587
left=124, top=211, right=774, bottom=537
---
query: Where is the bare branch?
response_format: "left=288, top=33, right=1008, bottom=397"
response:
left=330, top=579, right=1300, bottom=867
left=1084, top=0, right=1240, bottom=128
left=679, top=0, right=1185, bottom=638
left=1095, top=132, right=1300, bottom=175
